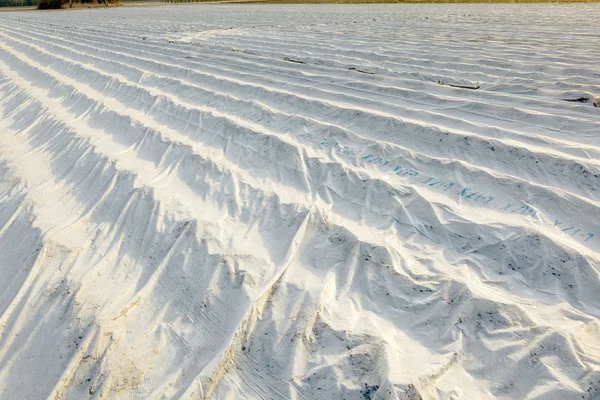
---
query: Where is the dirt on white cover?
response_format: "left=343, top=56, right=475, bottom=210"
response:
left=0, top=4, right=599, bottom=399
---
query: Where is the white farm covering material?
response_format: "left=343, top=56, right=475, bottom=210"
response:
left=0, top=4, right=599, bottom=399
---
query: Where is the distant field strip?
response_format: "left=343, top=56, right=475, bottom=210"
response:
left=0, top=5, right=599, bottom=400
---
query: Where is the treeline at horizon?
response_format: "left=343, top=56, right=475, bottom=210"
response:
left=0, top=0, right=36, bottom=6
left=0, top=0, right=120, bottom=7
